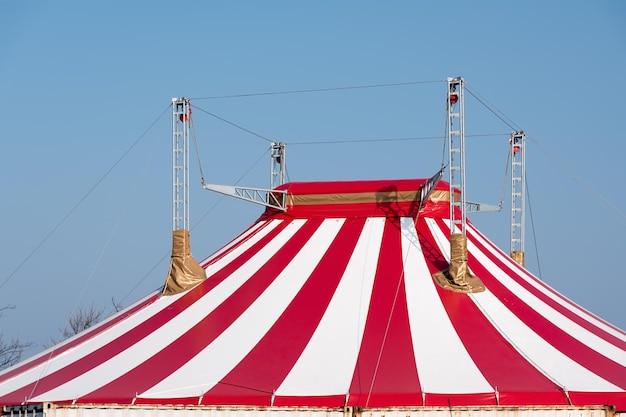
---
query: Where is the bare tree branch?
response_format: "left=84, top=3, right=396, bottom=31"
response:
left=111, top=297, right=123, bottom=313
left=49, top=304, right=105, bottom=346
left=0, top=305, right=34, bottom=370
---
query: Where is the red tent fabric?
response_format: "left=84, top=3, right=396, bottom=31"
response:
left=1, top=178, right=624, bottom=410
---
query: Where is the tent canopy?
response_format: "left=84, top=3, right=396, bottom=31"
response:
left=1, top=178, right=624, bottom=410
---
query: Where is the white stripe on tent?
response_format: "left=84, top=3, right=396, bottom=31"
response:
left=0, top=289, right=157, bottom=379
left=404, top=217, right=492, bottom=393
left=276, top=217, right=385, bottom=396
left=467, top=223, right=626, bottom=344
left=30, top=219, right=308, bottom=402
left=426, top=219, right=621, bottom=392
left=0, top=291, right=180, bottom=399
left=19, top=221, right=284, bottom=399
left=203, top=219, right=282, bottom=276
left=142, top=219, right=345, bottom=398
left=464, top=223, right=626, bottom=368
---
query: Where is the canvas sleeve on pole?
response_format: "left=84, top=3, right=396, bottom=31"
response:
left=162, top=229, right=206, bottom=296
left=433, top=233, right=485, bottom=293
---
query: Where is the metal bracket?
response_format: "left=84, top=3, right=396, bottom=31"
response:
left=202, top=183, right=287, bottom=211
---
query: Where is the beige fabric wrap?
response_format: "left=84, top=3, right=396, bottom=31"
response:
left=285, top=189, right=454, bottom=206
left=162, top=229, right=206, bottom=296
left=511, top=250, right=525, bottom=267
left=433, top=233, right=485, bottom=293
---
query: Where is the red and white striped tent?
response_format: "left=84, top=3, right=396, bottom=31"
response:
left=1, top=178, right=625, bottom=415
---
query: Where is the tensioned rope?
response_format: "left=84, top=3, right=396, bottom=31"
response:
left=24, top=105, right=172, bottom=404
left=0, top=78, right=515, bottom=366
left=363, top=88, right=459, bottom=404
left=467, top=81, right=626, bottom=225
left=465, top=84, right=522, bottom=132
left=466, top=82, right=626, bottom=269
left=365, top=98, right=451, bottom=406
left=184, top=106, right=502, bottom=149
left=526, top=176, right=543, bottom=280
left=8, top=79, right=449, bottom=294
left=285, top=133, right=505, bottom=145
left=190, top=80, right=443, bottom=100
left=11, top=78, right=622, bottom=312
left=526, top=134, right=626, bottom=227
left=118, top=98, right=506, bottom=304
left=193, top=106, right=275, bottom=143
left=0, top=104, right=172, bottom=292
left=118, top=135, right=270, bottom=305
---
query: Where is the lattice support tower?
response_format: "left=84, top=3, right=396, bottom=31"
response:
left=172, top=97, right=191, bottom=231
left=270, top=142, right=286, bottom=189
left=510, top=131, right=526, bottom=264
left=447, top=77, right=466, bottom=235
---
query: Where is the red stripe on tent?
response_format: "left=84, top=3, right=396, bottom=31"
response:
left=80, top=219, right=324, bottom=404
left=2, top=286, right=212, bottom=404
left=424, top=392, right=496, bottom=406
left=267, top=201, right=449, bottom=220
left=0, top=293, right=160, bottom=404
left=348, top=218, right=421, bottom=407
left=416, top=219, right=568, bottom=401
left=199, top=219, right=290, bottom=287
left=202, top=218, right=366, bottom=404
left=568, top=391, right=626, bottom=411
left=275, top=179, right=436, bottom=194
left=432, top=218, right=626, bottom=389
left=467, top=223, right=626, bottom=348
left=0, top=293, right=159, bottom=384
left=272, top=394, right=348, bottom=407
left=0, top=293, right=188, bottom=404
left=348, top=391, right=430, bottom=406
left=463, top=227, right=626, bottom=389
left=421, top=391, right=588, bottom=407
left=0, top=220, right=292, bottom=405
left=134, top=396, right=199, bottom=406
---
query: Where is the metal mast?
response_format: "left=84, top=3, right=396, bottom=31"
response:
left=172, top=97, right=191, bottom=231
left=162, top=97, right=205, bottom=296
left=510, top=131, right=526, bottom=266
left=432, top=77, right=484, bottom=294
left=447, top=77, right=466, bottom=235
left=270, top=142, right=286, bottom=189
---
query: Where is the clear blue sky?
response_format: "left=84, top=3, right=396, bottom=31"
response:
left=1, top=1, right=625, bottom=356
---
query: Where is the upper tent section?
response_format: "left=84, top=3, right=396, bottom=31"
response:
left=265, top=178, right=456, bottom=219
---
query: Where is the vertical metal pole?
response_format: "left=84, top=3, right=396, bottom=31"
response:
left=270, top=142, right=285, bottom=189
left=510, top=131, right=526, bottom=256
left=447, top=77, right=466, bottom=235
left=172, top=97, right=191, bottom=232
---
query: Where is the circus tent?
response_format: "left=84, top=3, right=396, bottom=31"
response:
left=1, top=177, right=625, bottom=416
